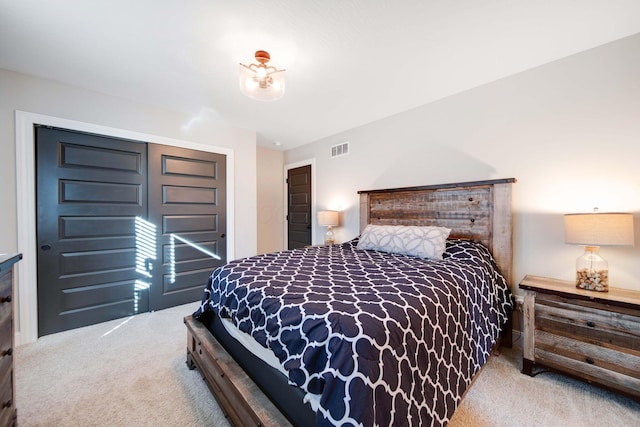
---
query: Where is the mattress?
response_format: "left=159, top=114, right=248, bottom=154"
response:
left=194, top=238, right=513, bottom=426
left=220, top=316, right=323, bottom=411
left=220, top=316, right=286, bottom=375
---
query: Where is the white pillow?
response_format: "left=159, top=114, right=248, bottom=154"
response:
left=356, top=224, right=451, bottom=260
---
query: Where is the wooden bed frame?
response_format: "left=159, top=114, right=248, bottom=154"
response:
left=185, top=177, right=516, bottom=427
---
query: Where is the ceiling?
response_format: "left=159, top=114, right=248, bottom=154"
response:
left=1, top=1, right=640, bottom=150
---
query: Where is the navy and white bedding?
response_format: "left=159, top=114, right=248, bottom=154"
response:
left=194, top=239, right=513, bottom=427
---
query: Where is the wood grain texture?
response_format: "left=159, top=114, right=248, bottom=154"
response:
left=520, top=275, right=640, bottom=309
left=535, top=347, right=640, bottom=396
left=0, top=254, right=20, bottom=427
left=535, top=330, right=640, bottom=379
left=359, top=178, right=515, bottom=286
left=535, top=297, right=640, bottom=353
left=519, top=275, right=640, bottom=401
left=522, top=290, right=536, bottom=362
left=185, top=315, right=292, bottom=427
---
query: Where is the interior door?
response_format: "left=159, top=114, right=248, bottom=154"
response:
left=147, top=144, right=226, bottom=310
left=36, top=127, right=148, bottom=336
left=287, top=165, right=312, bottom=249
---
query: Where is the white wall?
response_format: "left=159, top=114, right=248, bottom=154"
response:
left=256, top=146, right=284, bottom=254
left=285, top=33, right=640, bottom=294
left=0, top=68, right=258, bottom=342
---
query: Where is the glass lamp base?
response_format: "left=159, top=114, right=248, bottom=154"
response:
left=576, top=268, right=609, bottom=292
left=324, top=228, right=335, bottom=245
left=575, top=246, right=609, bottom=292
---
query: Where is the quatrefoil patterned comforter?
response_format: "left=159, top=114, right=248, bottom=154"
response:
left=194, top=239, right=513, bottom=427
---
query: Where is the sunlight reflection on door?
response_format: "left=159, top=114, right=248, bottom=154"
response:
left=168, top=233, right=221, bottom=285
left=135, top=216, right=156, bottom=313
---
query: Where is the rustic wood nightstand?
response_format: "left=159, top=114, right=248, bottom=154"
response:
left=519, top=274, right=640, bottom=401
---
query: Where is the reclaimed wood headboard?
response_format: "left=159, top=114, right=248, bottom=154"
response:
left=358, top=178, right=516, bottom=286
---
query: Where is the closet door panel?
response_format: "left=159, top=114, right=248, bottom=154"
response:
left=36, top=127, right=149, bottom=336
left=147, top=144, right=226, bottom=310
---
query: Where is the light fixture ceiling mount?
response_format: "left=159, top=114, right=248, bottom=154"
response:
left=239, top=50, right=285, bottom=101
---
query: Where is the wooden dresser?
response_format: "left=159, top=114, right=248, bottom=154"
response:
left=519, top=275, right=640, bottom=401
left=0, top=253, right=21, bottom=427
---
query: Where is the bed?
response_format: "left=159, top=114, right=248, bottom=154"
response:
left=185, top=178, right=516, bottom=426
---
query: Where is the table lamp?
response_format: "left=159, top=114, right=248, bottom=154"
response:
left=564, top=211, right=634, bottom=292
left=317, top=210, right=339, bottom=245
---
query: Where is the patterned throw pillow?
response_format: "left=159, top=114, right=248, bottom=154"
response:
left=356, top=224, right=451, bottom=259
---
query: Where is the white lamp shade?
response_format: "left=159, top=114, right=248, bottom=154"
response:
left=564, top=213, right=634, bottom=246
left=317, top=210, right=339, bottom=227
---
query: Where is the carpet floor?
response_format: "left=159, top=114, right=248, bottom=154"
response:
left=14, top=302, right=640, bottom=426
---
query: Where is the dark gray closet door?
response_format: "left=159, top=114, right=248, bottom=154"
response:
left=147, top=144, right=226, bottom=310
left=36, top=127, right=148, bottom=336
left=36, top=127, right=227, bottom=336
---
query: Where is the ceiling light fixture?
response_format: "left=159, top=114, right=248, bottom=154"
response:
left=239, top=50, right=285, bottom=101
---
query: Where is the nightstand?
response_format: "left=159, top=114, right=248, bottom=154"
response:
left=519, top=275, right=640, bottom=401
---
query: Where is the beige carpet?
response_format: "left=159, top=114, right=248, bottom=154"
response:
left=449, top=343, right=640, bottom=427
left=15, top=303, right=640, bottom=426
left=15, top=302, right=230, bottom=427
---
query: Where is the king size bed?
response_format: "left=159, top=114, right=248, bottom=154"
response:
left=185, top=178, right=516, bottom=426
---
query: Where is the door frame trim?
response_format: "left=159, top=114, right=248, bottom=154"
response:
left=283, top=159, right=316, bottom=249
left=15, top=110, right=235, bottom=345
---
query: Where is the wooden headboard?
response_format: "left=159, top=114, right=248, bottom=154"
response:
left=358, top=178, right=516, bottom=286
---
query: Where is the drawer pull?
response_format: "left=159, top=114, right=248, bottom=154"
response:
left=0, top=295, right=10, bottom=304
left=586, top=357, right=595, bottom=365
left=586, top=320, right=595, bottom=328
left=1, top=400, right=11, bottom=409
left=1, top=348, right=11, bottom=357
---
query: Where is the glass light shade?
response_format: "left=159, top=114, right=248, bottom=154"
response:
left=564, top=212, right=634, bottom=292
left=238, top=64, right=285, bottom=101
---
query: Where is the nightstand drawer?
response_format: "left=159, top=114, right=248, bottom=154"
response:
left=535, top=294, right=640, bottom=352
left=536, top=330, right=640, bottom=379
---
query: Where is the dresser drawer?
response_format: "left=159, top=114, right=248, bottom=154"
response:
left=0, top=270, right=10, bottom=302
left=0, top=270, right=11, bottom=336
left=535, top=294, right=640, bottom=353
left=0, top=314, right=11, bottom=382
left=0, top=364, right=13, bottom=427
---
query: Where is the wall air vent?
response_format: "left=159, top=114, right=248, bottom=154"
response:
left=330, top=141, right=350, bottom=158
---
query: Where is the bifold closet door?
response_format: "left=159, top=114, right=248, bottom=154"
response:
left=36, top=127, right=149, bottom=336
left=147, top=144, right=226, bottom=311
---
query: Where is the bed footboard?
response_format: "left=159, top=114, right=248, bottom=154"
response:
left=184, top=315, right=292, bottom=427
